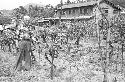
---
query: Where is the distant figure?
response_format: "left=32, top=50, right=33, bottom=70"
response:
left=41, top=30, right=47, bottom=43
left=15, top=33, right=32, bottom=71
left=113, top=77, right=117, bottom=82
left=0, top=25, right=4, bottom=34
left=51, top=32, right=58, bottom=42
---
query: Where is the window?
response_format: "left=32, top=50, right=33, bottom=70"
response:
left=69, top=10, right=71, bottom=14
left=87, top=8, right=92, bottom=15
left=102, top=8, right=108, bottom=15
left=103, top=9, right=108, bottom=16
left=80, top=8, right=84, bottom=14
left=113, top=9, right=118, bottom=14
left=80, top=8, right=82, bottom=14
left=72, top=9, right=75, bottom=14
left=84, top=8, right=87, bottom=15
left=104, top=10, right=108, bottom=13
left=62, top=10, right=66, bottom=15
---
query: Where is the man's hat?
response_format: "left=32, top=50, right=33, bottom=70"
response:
left=23, top=33, right=30, bottom=39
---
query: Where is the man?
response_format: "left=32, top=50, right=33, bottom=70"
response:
left=41, top=30, right=47, bottom=43
left=51, top=32, right=58, bottom=42
left=15, top=33, right=32, bottom=71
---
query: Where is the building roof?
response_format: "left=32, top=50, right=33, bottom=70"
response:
left=100, top=0, right=121, bottom=10
left=45, top=15, right=95, bottom=20
left=58, top=1, right=97, bottom=9
left=108, top=0, right=125, bottom=8
left=58, top=0, right=121, bottom=10
left=38, top=19, right=49, bottom=22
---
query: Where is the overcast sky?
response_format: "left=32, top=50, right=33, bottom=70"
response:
left=1, top=0, right=77, bottom=10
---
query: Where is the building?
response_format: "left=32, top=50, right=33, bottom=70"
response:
left=38, top=0, right=122, bottom=29
left=52, top=0, right=121, bottom=22
left=41, top=0, right=122, bottom=38
left=55, top=0, right=96, bottom=20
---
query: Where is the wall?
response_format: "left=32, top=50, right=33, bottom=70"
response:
left=55, top=6, right=94, bottom=18
left=99, top=2, right=117, bottom=19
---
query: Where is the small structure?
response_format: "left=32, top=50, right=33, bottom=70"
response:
left=37, top=19, right=50, bottom=26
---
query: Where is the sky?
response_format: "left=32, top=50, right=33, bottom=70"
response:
left=0, top=0, right=76, bottom=10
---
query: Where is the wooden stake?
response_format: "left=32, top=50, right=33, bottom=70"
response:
left=121, top=43, right=124, bottom=72
left=50, top=56, right=54, bottom=80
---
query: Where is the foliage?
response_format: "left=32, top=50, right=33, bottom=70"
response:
left=12, top=6, right=28, bottom=19
left=28, top=4, right=55, bottom=18
left=0, top=16, right=11, bottom=25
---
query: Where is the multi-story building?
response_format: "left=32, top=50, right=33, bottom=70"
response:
left=54, top=0, right=96, bottom=20
left=52, top=0, right=121, bottom=22
left=42, top=0, right=122, bottom=38
left=39, top=0, right=122, bottom=28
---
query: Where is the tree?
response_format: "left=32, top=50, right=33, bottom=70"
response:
left=0, top=16, right=11, bottom=25
left=12, top=6, right=27, bottom=19
left=19, top=6, right=28, bottom=15
left=42, top=5, right=55, bottom=18
left=27, top=4, right=55, bottom=18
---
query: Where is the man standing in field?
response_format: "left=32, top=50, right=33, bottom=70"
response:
left=15, top=33, right=32, bottom=71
